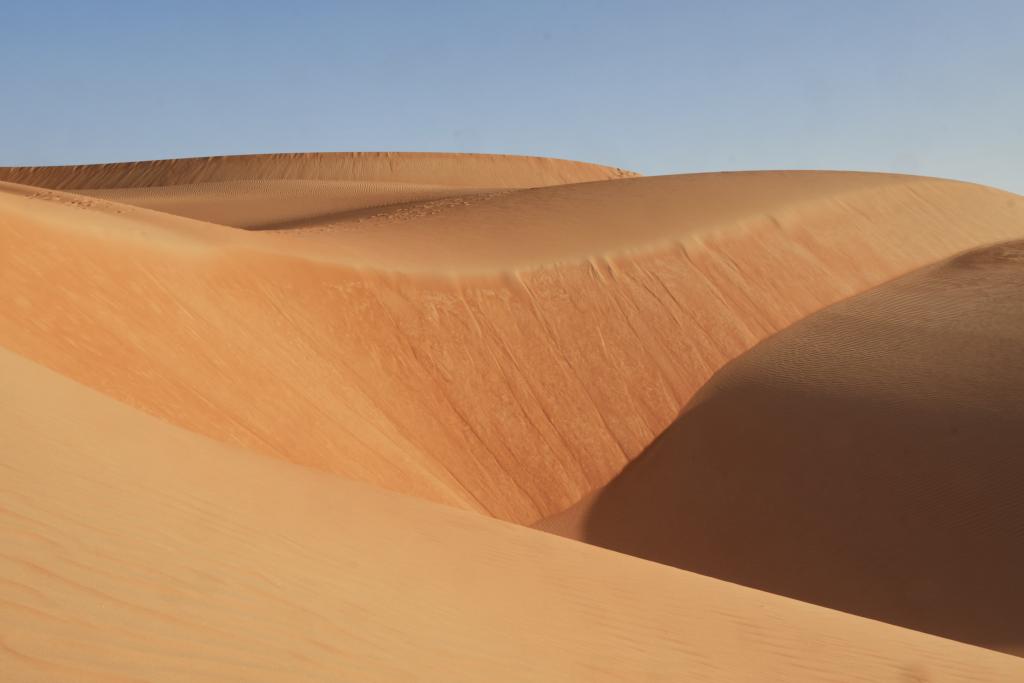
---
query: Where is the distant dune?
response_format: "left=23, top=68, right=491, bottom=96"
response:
left=0, top=151, right=636, bottom=229
left=538, top=240, right=1024, bottom=653
left=2, top=152, right=1024, bottom=677
left=0, top=151, right=636, bottom=189
left=2, top=156, right=1023, bottom=524
left=2, top=346, right=1021, bottom=681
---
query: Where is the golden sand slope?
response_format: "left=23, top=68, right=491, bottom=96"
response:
left=2, top=159, right=1024, bottom=524
left=2, top=347, right=1021, bottom=681
left=0, top=152, right=636, bottom=229
left=538, top=240, right=1024, bottom=654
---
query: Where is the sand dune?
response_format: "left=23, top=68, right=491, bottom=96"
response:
left=0, top=152, right=636, bottom=229
left=0, top=151, right=635, bottom=190
left=2, top=157, right=1024, bottom=524
left=3, top=346, right=1022, bottom=681
left=4, top=151, right=1024, bottom=676
left=538, top=240, right=1024, bottom=654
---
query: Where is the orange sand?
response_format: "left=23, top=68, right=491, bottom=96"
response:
left=2, top=157, right=1024, bottom=523
left=3, top=152, right=1024, bottom=677
left=2, top=346, right=1021, bottom=681
left=538, top=240, right=1024, bottom=654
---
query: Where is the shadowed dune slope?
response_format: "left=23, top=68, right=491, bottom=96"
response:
left=2, top=347, right=1023, bottom=681
left=0, top=152, right=637, bottom=229
left=537, top=240, right=1024, bottom=654
left=2, top=167, right=1024, bottom=524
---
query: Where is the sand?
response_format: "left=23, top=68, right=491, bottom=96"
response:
left=2, top=156, right=1024, bottom=524
left=2, top=151, right=1024, bottom=677
left=0, top=152, right=636, bottom=229
left=3, top=346, right=1022, bottom=681
left=538, top=239, right=1024, bottom=654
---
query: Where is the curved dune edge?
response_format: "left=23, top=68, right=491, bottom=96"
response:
left=0, top=152, right=639, bottom=231
left=0, top=151, right=638, bottom=189
left=2, top=167, right=1024, bottom=524
left=78, top=179, right=515, bottom=230
left=2, top=346, right=1022, bottom=681
left=537, top=240, right=1024, bottom=654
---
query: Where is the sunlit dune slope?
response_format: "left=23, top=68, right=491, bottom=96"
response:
left=0, top=152, right=637, bottom=228
left=244, top=170, right=966, bottom=271
left=2, top=165, right=1024, bottom=524
left=538, top=240, right=1024, bottom=654
left=2, top=348, right=1021, bottom=681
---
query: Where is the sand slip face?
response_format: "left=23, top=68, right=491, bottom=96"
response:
left=2, top=157, right=1024, bottom=524
left=538, top=240, right=1024, bottom=654
left=2, top=346, right=1022, bottom=681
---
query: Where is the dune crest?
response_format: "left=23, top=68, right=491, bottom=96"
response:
left=2, top=346, right=1021, bottom=681
left=2, top=159, right=1024, bottom=523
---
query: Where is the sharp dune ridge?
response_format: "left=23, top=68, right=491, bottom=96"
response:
left=3, top=151, right=1024, bottom=677
left=2, top=346, right=1022, bottom=681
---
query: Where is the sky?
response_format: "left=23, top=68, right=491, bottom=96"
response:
left=3, top=1, right=1022, bottom=192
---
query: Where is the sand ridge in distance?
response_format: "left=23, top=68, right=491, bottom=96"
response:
left=538, top=239, right=1024, bottom=654
left=0, top=151, right=638, bottom=189
left=0, top=151, right=637, bottom=229
left=2, top=154, right=1024, bottom=524
left=2, top=346, right=1023, bottom=681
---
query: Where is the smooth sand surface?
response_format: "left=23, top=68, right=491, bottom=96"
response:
left=3, top=346, right=1023, bottom=681
left=0, top=152, right=636, bottom=229
left=3, top=156, right=1024, bottom=524
left=0, top=151, right=636, bottom=189
left=538, top=240, right=1024, bottom=654
left=4, top=151, right=1024, bottom=677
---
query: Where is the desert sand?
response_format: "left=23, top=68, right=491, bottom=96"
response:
left=2, top=152, right=1024, bottom=678
left=3, top=345, right=1023, bottom=681
left=2, top=155, right=1024, bottom=525
left=538, top=239, right=1024, bottom=653
left=0, top=152, right=636, bottom=230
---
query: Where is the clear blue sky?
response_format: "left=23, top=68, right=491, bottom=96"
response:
left=4, top=1, right=1022, bottom=192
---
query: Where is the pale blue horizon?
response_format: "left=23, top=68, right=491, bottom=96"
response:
left=3, top=1, right=1022, bottom=192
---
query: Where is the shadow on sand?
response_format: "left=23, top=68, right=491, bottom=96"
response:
left=577, top=241, right=1024, bottom=654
